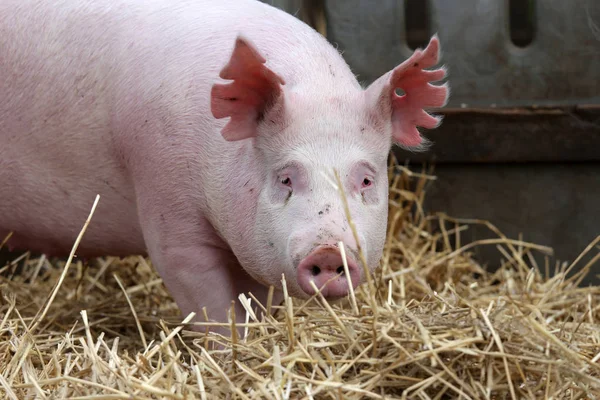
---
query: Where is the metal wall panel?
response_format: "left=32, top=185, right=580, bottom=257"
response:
left=263, top=0, right=600, bottom=107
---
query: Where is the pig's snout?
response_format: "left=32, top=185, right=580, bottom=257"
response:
left=296, top=245, right=360, bottom=298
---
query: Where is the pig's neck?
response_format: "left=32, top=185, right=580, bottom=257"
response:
left=204, top=140, right=262, bottom=258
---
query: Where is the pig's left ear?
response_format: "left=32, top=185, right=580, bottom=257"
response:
left=211, top=36, right=286, bottom=141
left=365, top=35, right=449, bottom=149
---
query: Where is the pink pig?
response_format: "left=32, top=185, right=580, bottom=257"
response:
left=0, top=0, right=448, bottom=334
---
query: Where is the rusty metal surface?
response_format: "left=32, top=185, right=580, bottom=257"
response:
left=325, top=0, right=600, bottom=107
left=393, top=106, right=600, bottom=163
left=422, top=163, right=600, bottom=286
left=260, top=0, right=600, bottom=163
left=264, top=0, right=600, bottom=108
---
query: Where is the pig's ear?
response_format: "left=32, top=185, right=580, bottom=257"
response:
left=365, top=35, right=449, bottom=149
left=211, top=36, right=286, bottom=141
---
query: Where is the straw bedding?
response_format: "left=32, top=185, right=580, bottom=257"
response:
left=1, top=163, right=599, bottom=399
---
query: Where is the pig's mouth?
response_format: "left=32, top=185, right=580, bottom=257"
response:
left=295, top=244, right=361, bottom=299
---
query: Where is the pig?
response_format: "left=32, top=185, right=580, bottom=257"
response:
left=0, top=0, right=448, bottom=336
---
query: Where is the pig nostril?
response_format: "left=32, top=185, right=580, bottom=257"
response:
left=336, top=266, right=345, bottom=275
left=311, top=265, right=321, bottom=276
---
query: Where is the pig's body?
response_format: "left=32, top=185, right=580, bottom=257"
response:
left=1, top=0, right=448, bottom=333
left=1, top=0, right=349, bottom=255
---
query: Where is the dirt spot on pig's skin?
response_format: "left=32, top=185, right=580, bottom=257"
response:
left=292, top=254, right=302, bottom=269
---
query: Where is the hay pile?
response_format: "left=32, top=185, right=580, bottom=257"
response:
left=1, top=164, right=599, bottom=399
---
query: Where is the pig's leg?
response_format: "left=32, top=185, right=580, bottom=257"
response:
left=160, top=241, right=274, bottom=335
left=135, top=204, right=276, bottom=338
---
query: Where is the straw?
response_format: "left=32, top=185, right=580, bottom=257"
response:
left=1, top=162, right=599, bottom=398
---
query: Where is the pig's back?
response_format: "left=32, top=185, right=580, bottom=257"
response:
left=0, top=0, right=150, bottom=256
left=0, top=0, right=358, bottom=256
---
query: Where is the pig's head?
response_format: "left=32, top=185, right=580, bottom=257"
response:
left=211, top=35, right=448, bottom=300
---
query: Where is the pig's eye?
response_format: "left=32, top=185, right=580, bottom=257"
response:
left=281, top=177, right=292, bottom=187
left=361, top=177, right=373, bottom=188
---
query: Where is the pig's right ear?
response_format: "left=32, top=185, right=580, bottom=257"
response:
left=211, top=36, right=286, bottom=141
